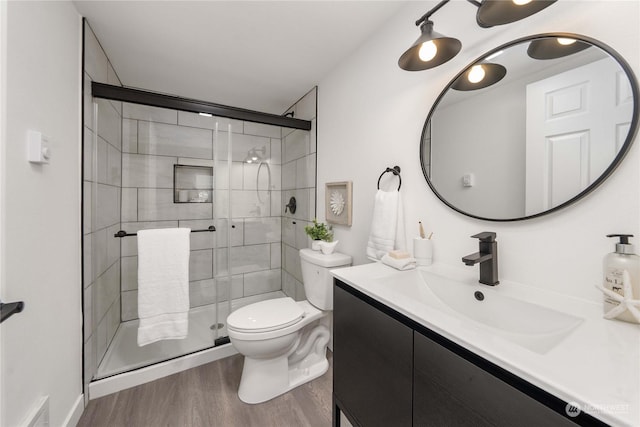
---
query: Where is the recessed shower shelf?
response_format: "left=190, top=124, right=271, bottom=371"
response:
left=174, top=164, right=213, bottom=203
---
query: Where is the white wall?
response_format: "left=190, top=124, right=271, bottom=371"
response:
left=318, top=0, right=640, bottom=303
left=1, top=2, right=83, bottom=426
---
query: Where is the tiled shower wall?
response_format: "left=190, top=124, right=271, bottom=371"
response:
left=119, top=103, right=285, bottom=321
left=282, top=88, right=318, bottom=300
left=82, top=21, right=123, bottom=392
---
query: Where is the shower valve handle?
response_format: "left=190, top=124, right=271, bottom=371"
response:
left=285, top=197, right=297, bottom=214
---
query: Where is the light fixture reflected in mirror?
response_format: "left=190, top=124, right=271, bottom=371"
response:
left=476, top=0, right=557, bottom=28
left=451, top=63, right=506, bottom=91
left=244, top=147, right=266, bottom=164
left=527, top=37, right=591, bottom=59
left=399, top=0, right=556, bottom=71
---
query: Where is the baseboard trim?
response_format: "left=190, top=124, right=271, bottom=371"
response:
left=63, top=394, right=84, bottom=427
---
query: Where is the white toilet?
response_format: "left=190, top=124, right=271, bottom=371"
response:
left=227, top=248, right=352, bottom=404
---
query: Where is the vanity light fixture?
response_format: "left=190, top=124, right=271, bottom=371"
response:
left=451, top=62, right=507, bottom=91
left=527, top=37, right=591, bottom=60
left=398, top=0, right=556, bottom=71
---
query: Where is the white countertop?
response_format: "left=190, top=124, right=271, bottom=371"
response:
left=331, top=262, right=640, bottom=426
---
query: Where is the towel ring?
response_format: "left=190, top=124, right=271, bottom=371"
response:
left=377, top=166, right=401, bottom=191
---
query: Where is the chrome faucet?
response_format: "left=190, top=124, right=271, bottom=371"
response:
left=462, top=232, right=499, bottom=286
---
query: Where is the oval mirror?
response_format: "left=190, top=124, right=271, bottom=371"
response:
left=420, top=33, right=639, bottom=221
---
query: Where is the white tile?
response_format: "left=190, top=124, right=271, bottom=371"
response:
left=230, top=244, right=270, bottom=275
left=138, top=121, right=212, bottom=159
left=84, top=335, right=95, bottom=385
left=97, top=99, right=121, bottom=150
left=308, top=188, right=317, bottom=221
left=244, top=122, right=281, bottom=138
left=121, top=290, right=138, bottom=321
left=270, top=139, right=282, bottom=165
left=295, top=88, right=317, bottom=121
left=283, top=129, right=310, bottom=163
left=244, top=269, right=281, bottom=297
left=296, top=154, right=316, bottom=189
left=122, top=119, right=138, bottom=153
left=282, top=219, right=296, bottom=247
left=189, top=279, right=218, bottom=307
left=121, top=188, right=138, bottom=223
left=122, top=154, right=176, bottom=189
left=94, top=261, right=120, bottom=324
left=296, top=220, right=311, bottom=250
left=178, top=111, right=243, bottom=132
left=107, top=297, right=120, bottom=344
left=271, top=243, right=281, bottom=269
left=295, top=281, right=307, bottom=302
left=271, top=190, right=282, bottom=217
left=120, top=220, right=178, bottom=256
left=121, top=256, right=137, bottom=291
left=84, top=127, right=94, bottom=182
left=213, top=275, right=244, bottom=301
left=93, top=228, right=108, bottom=278
left=107, top=224, right=121, bottom=267
left=178, top=158, right=214, bottom=168
left=84, top=24, right=108, bottom=83
left=282, top=161, right=296, bottom=191
left=84, top=184, right=93, bottom=234
left=269, top=164, right=281, bottom=191
left=214, top=190, right=229, bottom=219
left=96, top=184, right=120, bottom=230
left=84, top=284, right=93, bottom=340
left=107, top=143, right=121, bottom=187
left=212, top=219, right=244, bottom=248
left=282, top=189, right=308, bottom=222
left=244, top=217, right=281, bottom=245
left=96, top=317, right=108, bottom=368
left=138, top=188, right=212, bottom=221
left=84, top=74, right=94, bottom=131
left=123, top=103, right=177, bottom=124
left=96, top=137, right=108, bottom=185
left=283, top=271, right=296, bottom=298
left=190, top=249, right=213, bottom=282
left=284, top=244, right=302, bottom=282
left=230, top=190, right=267, bottom=218
left=83, top=233, right=93, bottom=287
left=179, top=219, right=217, bottom=250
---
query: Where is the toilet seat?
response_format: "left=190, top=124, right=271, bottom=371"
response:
left=227, top=297, right=304, bottom=333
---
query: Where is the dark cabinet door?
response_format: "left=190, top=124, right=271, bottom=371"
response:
left=413, top=331, right=577, bottom=427
left=334, top=283, right=413, bottom=427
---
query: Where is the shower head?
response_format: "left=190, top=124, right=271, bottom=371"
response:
left=244, top=147, right=267, bottom=163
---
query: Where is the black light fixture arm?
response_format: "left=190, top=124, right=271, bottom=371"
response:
left=415, top=0, right=480, bottom=26
left=415, top=0, right=449, bottom=26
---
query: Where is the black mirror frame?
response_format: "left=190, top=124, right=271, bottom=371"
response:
left=420, top=33, right=639, bottom=222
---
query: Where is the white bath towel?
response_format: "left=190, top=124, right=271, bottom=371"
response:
left=366, top=190, right=406, bottom=260
left=137, top=228, right=191, bottom=346
left=381, top=254, right=416, bottom=271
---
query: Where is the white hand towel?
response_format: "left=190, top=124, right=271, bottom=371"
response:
left=366, top=190, right=407, bottom=260
left=137, top=228, right=191, bottom=346
left=381, top=254, right=417, bottom=271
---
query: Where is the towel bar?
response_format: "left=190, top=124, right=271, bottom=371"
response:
left=114, top=225, right=216, bottom=238
left=1, top=300, right=24, bottom=324
left=377, top=166, right=402, bottom=191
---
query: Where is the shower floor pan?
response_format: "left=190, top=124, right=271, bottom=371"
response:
left=95, top=291, right=286, bottom=380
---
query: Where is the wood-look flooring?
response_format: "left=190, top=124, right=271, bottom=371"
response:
left=78, top=352, right=333, bottom=427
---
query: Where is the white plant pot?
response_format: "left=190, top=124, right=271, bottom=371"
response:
left=311, top=240, right=321, bottom=251
left=319, top=240, right=339, bottom=255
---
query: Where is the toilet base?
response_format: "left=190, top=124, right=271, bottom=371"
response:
left=237, top=323, right=330, bottom=404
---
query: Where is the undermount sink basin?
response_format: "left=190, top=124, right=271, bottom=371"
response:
left=415, top=270, right=584, bottom=354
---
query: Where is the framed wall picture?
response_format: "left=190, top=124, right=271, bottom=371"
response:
left=325, top=181, right=352, bottom=226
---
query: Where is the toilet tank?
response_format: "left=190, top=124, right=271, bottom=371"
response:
left=300, top=248, right=352, bottom=310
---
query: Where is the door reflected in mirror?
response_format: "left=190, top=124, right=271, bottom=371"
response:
left=421, top=34, right=638, bottom=221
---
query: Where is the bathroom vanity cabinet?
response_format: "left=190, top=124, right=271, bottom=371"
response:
left=333, top=280, right=604, bottom=427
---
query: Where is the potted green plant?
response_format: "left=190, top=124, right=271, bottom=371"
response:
left=304, top=219, right=333, bottom=251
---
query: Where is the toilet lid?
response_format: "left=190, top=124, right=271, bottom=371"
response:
left=227, top=297, right=304, bottom=333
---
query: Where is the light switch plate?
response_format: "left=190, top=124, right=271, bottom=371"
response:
left=27, top=130, right=51, bottom=164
